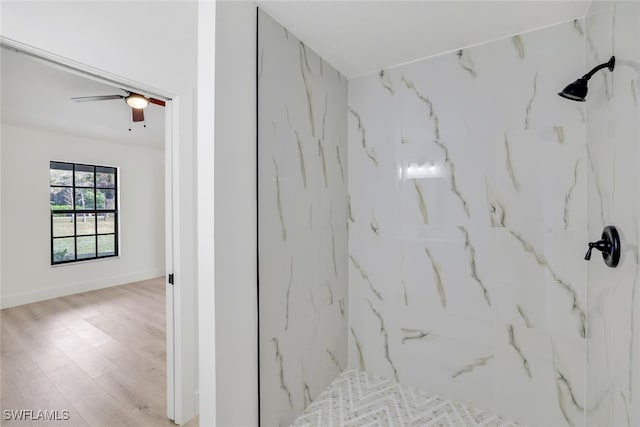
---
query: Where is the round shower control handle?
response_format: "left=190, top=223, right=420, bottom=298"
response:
left=585, top=225, right=621, bottom=268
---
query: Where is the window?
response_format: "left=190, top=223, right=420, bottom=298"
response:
left=50, top=161, right=118, bottom=264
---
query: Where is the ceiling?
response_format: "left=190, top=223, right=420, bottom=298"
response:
left=258, top=1, right=591, bottom=78
left=0, top=47, right=165, bottom=148
left=1, top=1, right=590, bottom=142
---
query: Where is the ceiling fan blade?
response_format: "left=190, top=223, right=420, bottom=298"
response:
left=148, top=98, right=166, bottom=107
left=132, top=108, right=144, bottom=122
left=71, top=95, right=124, bottom=102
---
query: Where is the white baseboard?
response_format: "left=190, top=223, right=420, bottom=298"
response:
left=0, top=268, right=165, bottom=309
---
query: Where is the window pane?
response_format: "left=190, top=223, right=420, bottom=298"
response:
left=50, top=188, right=73, bottom=210
left=50, top=162, right=73, bottom=186
left=96, top=189, right=116, bottom=209
left=98, top=235, right=115, bottom=257
left=52, top=213, right=74, bottom=237
left=75, top=188, right=95, bottom=210
left=76, top=236, right=96, bottom=259
left=75, top=213, right=96, bottom=236
left=97, top=213, right=115, bottom=234
left=53, top=237, right=75, bottom=262
left=75, top=164, right=94, bottom=187
left=50, top=161, right=118, bottom=265
left=96, top=167, right=116, bottom=188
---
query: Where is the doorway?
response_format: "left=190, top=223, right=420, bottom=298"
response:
left=0, top=42, right=180, bottom=424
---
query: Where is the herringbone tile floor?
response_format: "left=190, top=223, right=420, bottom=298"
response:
left=292, top=369, right=518, bottom=427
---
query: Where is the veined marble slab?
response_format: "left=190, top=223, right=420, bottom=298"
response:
left=348, top=18, right=587, bottom=426
left=586, top=2, right=640, bottom=426
left=258, top=2, right=640, bottom=425
left=258, top=9, right=349, bottom=427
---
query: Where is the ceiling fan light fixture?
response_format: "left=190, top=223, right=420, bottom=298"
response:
left=126, top=94, right=149, bottom=109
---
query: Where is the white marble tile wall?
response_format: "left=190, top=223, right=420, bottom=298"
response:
left=348, top=21, right=588, bottom=426
left=257, top=10, right=348, bottom=427
left=586, top=2, right=640, bottom=426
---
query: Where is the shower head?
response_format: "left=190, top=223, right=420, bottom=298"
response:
left=558, top=78, right=589, bottom=102
left=558, top=56, right=615, bottom=102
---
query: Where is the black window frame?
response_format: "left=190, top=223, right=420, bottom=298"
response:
left=50, top=161, right=119, bottom=265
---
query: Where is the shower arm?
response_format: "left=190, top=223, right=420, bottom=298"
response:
left=581, top=56, right=616, bottom=81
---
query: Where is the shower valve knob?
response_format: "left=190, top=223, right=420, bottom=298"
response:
left=584, top=240, right=611, bottom=260
left=585, top=225, right=621, bottom=268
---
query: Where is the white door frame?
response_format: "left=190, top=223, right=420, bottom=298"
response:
left=164, top=97, right=177, bottom=422
left=0, top=36, right=183, bottom=423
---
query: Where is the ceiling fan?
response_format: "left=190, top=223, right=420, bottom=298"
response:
left=71, top=91, right=165, bottom=124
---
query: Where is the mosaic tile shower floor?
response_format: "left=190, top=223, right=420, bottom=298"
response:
left=291, top=369, right=519, bottom=427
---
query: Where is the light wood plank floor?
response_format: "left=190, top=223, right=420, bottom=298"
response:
left=1, top=278, right=198, bottom=427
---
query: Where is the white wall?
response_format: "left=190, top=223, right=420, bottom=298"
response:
left=0, top=124, right=164, bottom=307
left=0, top=1, right=201, bottom=424
left=197, top=1, right=216, bottom=426
left=213, top=2, right=258, bottom=426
